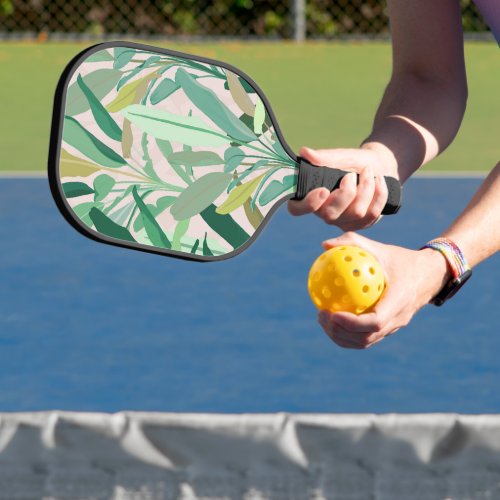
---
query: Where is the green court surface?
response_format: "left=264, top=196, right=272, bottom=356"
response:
left=0, top=41, right=497, bottom=173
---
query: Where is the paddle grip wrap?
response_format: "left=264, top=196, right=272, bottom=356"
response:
left=292, top=158, right=402, bottom=215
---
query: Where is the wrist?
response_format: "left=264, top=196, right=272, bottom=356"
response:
left=420, top=238, right=472, bottom=306
left=360, top=141, right=399, bottom=178
left=417, top=248, right=453, bottom=303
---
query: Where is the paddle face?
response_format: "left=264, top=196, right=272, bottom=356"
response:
left=49, top=41, right=299, bottom=261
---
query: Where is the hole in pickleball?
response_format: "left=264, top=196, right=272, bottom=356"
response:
left=378, top=284, right=382, bottom=291
left=313, top=271, right=321, bottom=282
left=342, top=295, right=351, bottom=304
left=359, top=251, right=366, bottom=257
left=362, top=285, right=369, bottom=293
left=356, top=306, right=365, bottom=314
left=344, top=256, right=352, bottom=262
left=327, top=264, right=335, bottom=272
left=352, top=269, right=360, bottom=277
left=322, top=286, right=331, bottom=299
left=369, top=267, right=375, bottom=275
left=334, top=277, right=344, bottom=286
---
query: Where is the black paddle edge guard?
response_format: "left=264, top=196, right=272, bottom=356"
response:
left=292, top=158, right=402, bottom=215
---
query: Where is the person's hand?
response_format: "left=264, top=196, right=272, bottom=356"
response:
left=316, top=232, right=451, bottom=349
left=288, top=145, right=398, bottom=231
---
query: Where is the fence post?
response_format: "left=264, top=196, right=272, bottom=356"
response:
left=292, top=0, right=306, bottom=42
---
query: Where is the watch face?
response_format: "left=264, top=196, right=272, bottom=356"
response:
left=432, top=269, right=472, bottom=306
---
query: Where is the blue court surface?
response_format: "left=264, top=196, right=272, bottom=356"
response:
left=0, top=176, right=498, bottom=413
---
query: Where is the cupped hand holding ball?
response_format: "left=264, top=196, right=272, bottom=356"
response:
left=308, top=232, right=451, bottom=349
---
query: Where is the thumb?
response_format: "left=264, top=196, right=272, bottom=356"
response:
left=299, top=146, right=323, bottom=165
left=299, top=147, right=364, bottom=170
left=322, top=231, right=368, bottom=250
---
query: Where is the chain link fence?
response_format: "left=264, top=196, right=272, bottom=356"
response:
left=0, top=0, right=491, bottom=40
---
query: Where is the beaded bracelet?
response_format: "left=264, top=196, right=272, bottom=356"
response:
left=421, top=238, right=470, bottom=278
left=420, top=238, right=472, bottom=306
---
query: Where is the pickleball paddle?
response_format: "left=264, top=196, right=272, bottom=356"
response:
left=48, top=41, right=401, bottom=261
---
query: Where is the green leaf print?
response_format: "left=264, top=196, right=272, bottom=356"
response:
left=121, top=119, right=133, bottom=158
left=63, top=116, right=126, bottom=168
left=109, top=200, right=135, bottom=226
left=89, top=207, right=136, bottom=242
left=59, top=149, right=101, bottom=178
left=216, top=173, right=266, bottom=215
left=103, top=185, right=135, bottom=216
left=251, top=167, right=282, bottom=211
left=168, top=151, right=223, bottom=168
left=76, top=74, right=122, bottom=141
left=93, top=174, right=115, bottom=202
left=190, top=239, right=200, bottom=254
left=168, top=162, right=192, bottom=186
left=122, top=104, right=232, bottom=147
left=73, top=201, right=103, bottom=226
left=223, top=147, right=244, bottom=173
left=224, top=76, right=255, bottom=94
left=227, top=159, right=269, bottom=191
left=117, top=56, right=161, bottom=91
left=141, top=133, right=161, bottom=181
left=244, top=199, right=264, bottom=230
left=86, top=50, right=114, bottom=63
left=132, top=186, right=171, bottom=249
left=113, top=48, right=135, bottom=69
left=66, top=69, right=122, bottom=116
left=258, top=174, right=297, bottom=206
left=62, top=182, right=94, bottom=198
left=156, top=138, right=173, bottom=158
left=175, top=68, right=257, bottom=144
left=200, top=204, right=249, bottom=249
left=170, top=172, right=232, bottom=221
left=150, top=78, right=179, bottom=105
left=226, top=70, right=255, bottom=117
left=202, top=233, right=213, bottom=256
left=107, top=73, right=158, bottom=113
left=133, top=196, right=176, bottom=232
left=270, top=134, right=293, bottom=162
left=253, top=99, right=265, bottom=135
left=239, top=113, right=269, bottom=136
left=156, top=140, right=191, bottom=185
left=172, top=219, right=190, bottom=251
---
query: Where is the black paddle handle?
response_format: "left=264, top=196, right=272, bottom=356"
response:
left=292, top=157, right=402, bottom=215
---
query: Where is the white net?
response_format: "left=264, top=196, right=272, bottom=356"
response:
left=0, top=412, right=500, bottom=499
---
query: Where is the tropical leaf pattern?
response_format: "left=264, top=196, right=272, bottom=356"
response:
left=58, top=46, right=299, bottom=257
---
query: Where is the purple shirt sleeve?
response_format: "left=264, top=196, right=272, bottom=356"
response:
left=473, top=0, right=500, bottom=45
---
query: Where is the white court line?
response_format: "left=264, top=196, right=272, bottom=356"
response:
left=0, top=171, right=47, bottom=178
left=0, top=170, right=489, bottom=179
left=414, top=170, right=487, bottom=178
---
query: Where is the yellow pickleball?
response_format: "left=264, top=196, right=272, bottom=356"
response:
left=308, top=245, right=385, bottom=314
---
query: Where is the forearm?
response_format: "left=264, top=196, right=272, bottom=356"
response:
left=360, top=0, right=467, bottom=183
left=419, top=162, right=500, bottom=302
left=441, top=162, right=500, bottom=267
left=362, top=73, right=467, bottom=183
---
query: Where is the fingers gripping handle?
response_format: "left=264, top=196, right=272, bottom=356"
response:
left=292, top=157, right=402, bottom=215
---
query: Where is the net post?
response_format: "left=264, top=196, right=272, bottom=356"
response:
left=292, top=0, right=306, bottom=42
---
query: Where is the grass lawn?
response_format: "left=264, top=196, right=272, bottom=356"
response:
left=0, top=40, right=497, bottom=173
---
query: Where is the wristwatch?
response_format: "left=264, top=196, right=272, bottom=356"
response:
left=421, top=238, right=472, bottom=306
